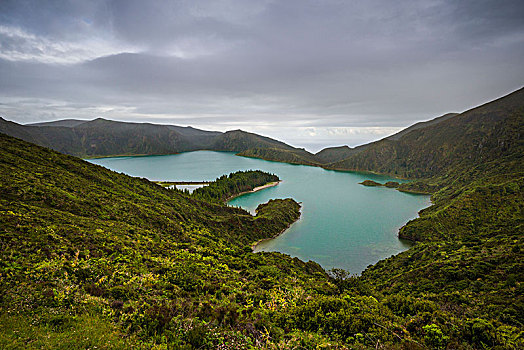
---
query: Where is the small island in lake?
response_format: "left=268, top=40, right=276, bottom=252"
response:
left=359, top=179, right=382, bottom=186
left=192, top=170, right=281, bottom=203
left=359, top=180, right=400, bottom=188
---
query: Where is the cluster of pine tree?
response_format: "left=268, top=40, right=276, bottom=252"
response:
left=192, top=170, right=279, bottom=203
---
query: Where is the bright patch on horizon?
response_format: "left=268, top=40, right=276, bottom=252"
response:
left=0, top=25, right=136, bottom=64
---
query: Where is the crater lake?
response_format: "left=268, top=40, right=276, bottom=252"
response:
left=88, top=151, right=430, bottom=274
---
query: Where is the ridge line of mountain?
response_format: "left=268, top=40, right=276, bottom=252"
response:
left=1, top=87, right=522, bottom=185
left=0, top=109, right=458, bottom=166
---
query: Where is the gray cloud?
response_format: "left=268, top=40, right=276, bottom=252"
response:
left=1, top=0, right=523, bottom=150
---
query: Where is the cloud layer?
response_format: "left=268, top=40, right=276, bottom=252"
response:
left=1, top=0, right=523, bottom=150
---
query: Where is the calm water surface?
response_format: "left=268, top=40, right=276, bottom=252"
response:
left=88, top=152, right=430, bottom=274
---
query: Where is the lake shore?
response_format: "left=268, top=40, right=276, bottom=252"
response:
left=226, top=181, right=281, bottom=201
left=251, top=205, right=302, bottom=251
left=90, top=151, right=430, bottom=273
left=154, top=180, right=211, bottom=187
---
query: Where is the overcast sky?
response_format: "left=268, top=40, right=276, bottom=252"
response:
left=1, top=0, right=523, bottom=151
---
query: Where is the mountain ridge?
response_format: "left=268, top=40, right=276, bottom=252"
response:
left=2, top=87, right=522, bottom=168
left=0, top=117, right=303, bottom=158
left=324, top=87, right=524, bottom=178
left=1, top=87, right=523, bottom=348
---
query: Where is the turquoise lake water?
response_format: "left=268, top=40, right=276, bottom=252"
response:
left=88, top=151, right=430, bottom=274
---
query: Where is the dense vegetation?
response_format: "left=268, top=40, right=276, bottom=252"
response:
left=0, top=88, right=523, bottom=349
left=192, top=170, right=279, bottom=203
left=3, top=127, right=521, bottom=349
left=360, top=159, right=523, bottom=349
left=237, top=147, right=319, bottom=166
left=0, top=133, right=333, bottom=349
left=357, top=90, right=524, bottom=349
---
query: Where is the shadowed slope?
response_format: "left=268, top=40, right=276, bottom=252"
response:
left=0, top=118, right=306, bottom=158
left=327, top=88, right=524, bottom=178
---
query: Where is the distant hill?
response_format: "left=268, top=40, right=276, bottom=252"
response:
left=211, top=129, right=300, bottom=152
left=234, top=111, right=463, bottom=167
left=4, top=89, right=522, bottom=170
left=325, top=88, right=524, bottom=178
left=314, top=145, right=361, bottom=164
left=0, top=117, right=304, bottom=157
left=238, top=147, right=319, bottom=166
left=232, top=90, right=521, bottom=171
left=29, top=119, right=89, bottom=128
left=30, top=118, right=222, bottom=137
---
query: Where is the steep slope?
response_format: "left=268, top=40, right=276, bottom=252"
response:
left=29, top=119, right=89, bottom=128
left=0, top=117, right=86, bottom=155
left=238, top=147, right=319, bottom=166
left=360, top=160, right=523, bottom=349
left=0, top=117, right=49, bottom=145
left=0, top=132, right=336, bottom=348
left=354, top=90, right=524, bottom=349
left=385, top=113, right=458, bottom=141
left=327, top=88, right=524, bottom=178
left=73, top=118, right=187, bottom=155
left=4, top=133, right=521, bottom=349
left=314, top=145, right=361, bottom=164
left=1, top=132, right=482, bottom=349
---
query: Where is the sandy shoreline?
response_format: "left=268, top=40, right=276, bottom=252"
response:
left=251, top=227, right=287, bottom=251
left=226, top=181, right=281, bottom=201
left=251, top=205, right=302, bottom=251
left=223, top=179, right=300, bottom=251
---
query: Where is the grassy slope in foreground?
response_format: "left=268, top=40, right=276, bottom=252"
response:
left=3, top=133, right=457, bottom=349
left=2, top=83, right=524, bottom=349
left=2, top=132, right=523, bottom=349
left=0, top=133, right=336, bottom=348
left=3, top=133, right=464, bottom=349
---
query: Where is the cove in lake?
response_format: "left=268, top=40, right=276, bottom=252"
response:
left=88, top=151, right=430, bottom=274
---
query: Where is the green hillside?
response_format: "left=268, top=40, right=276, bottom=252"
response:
left=357, top=89, right=524, bottom=349
left=240, top=88, right=524, bottom=348
left=0, top=118, right=310, bottom=158
left=361, top=160, right=523, bottom=348
left=385, top=113, right=458, bottom=141
left=326, top=88, right=524, bottom=178
left=237, top=147, right=319, bottom=166
left=0, top=133, right=335, bottom=348
left=1, top=88, right=523, bottom=349
left=2, top=120, right=523, bottom=348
